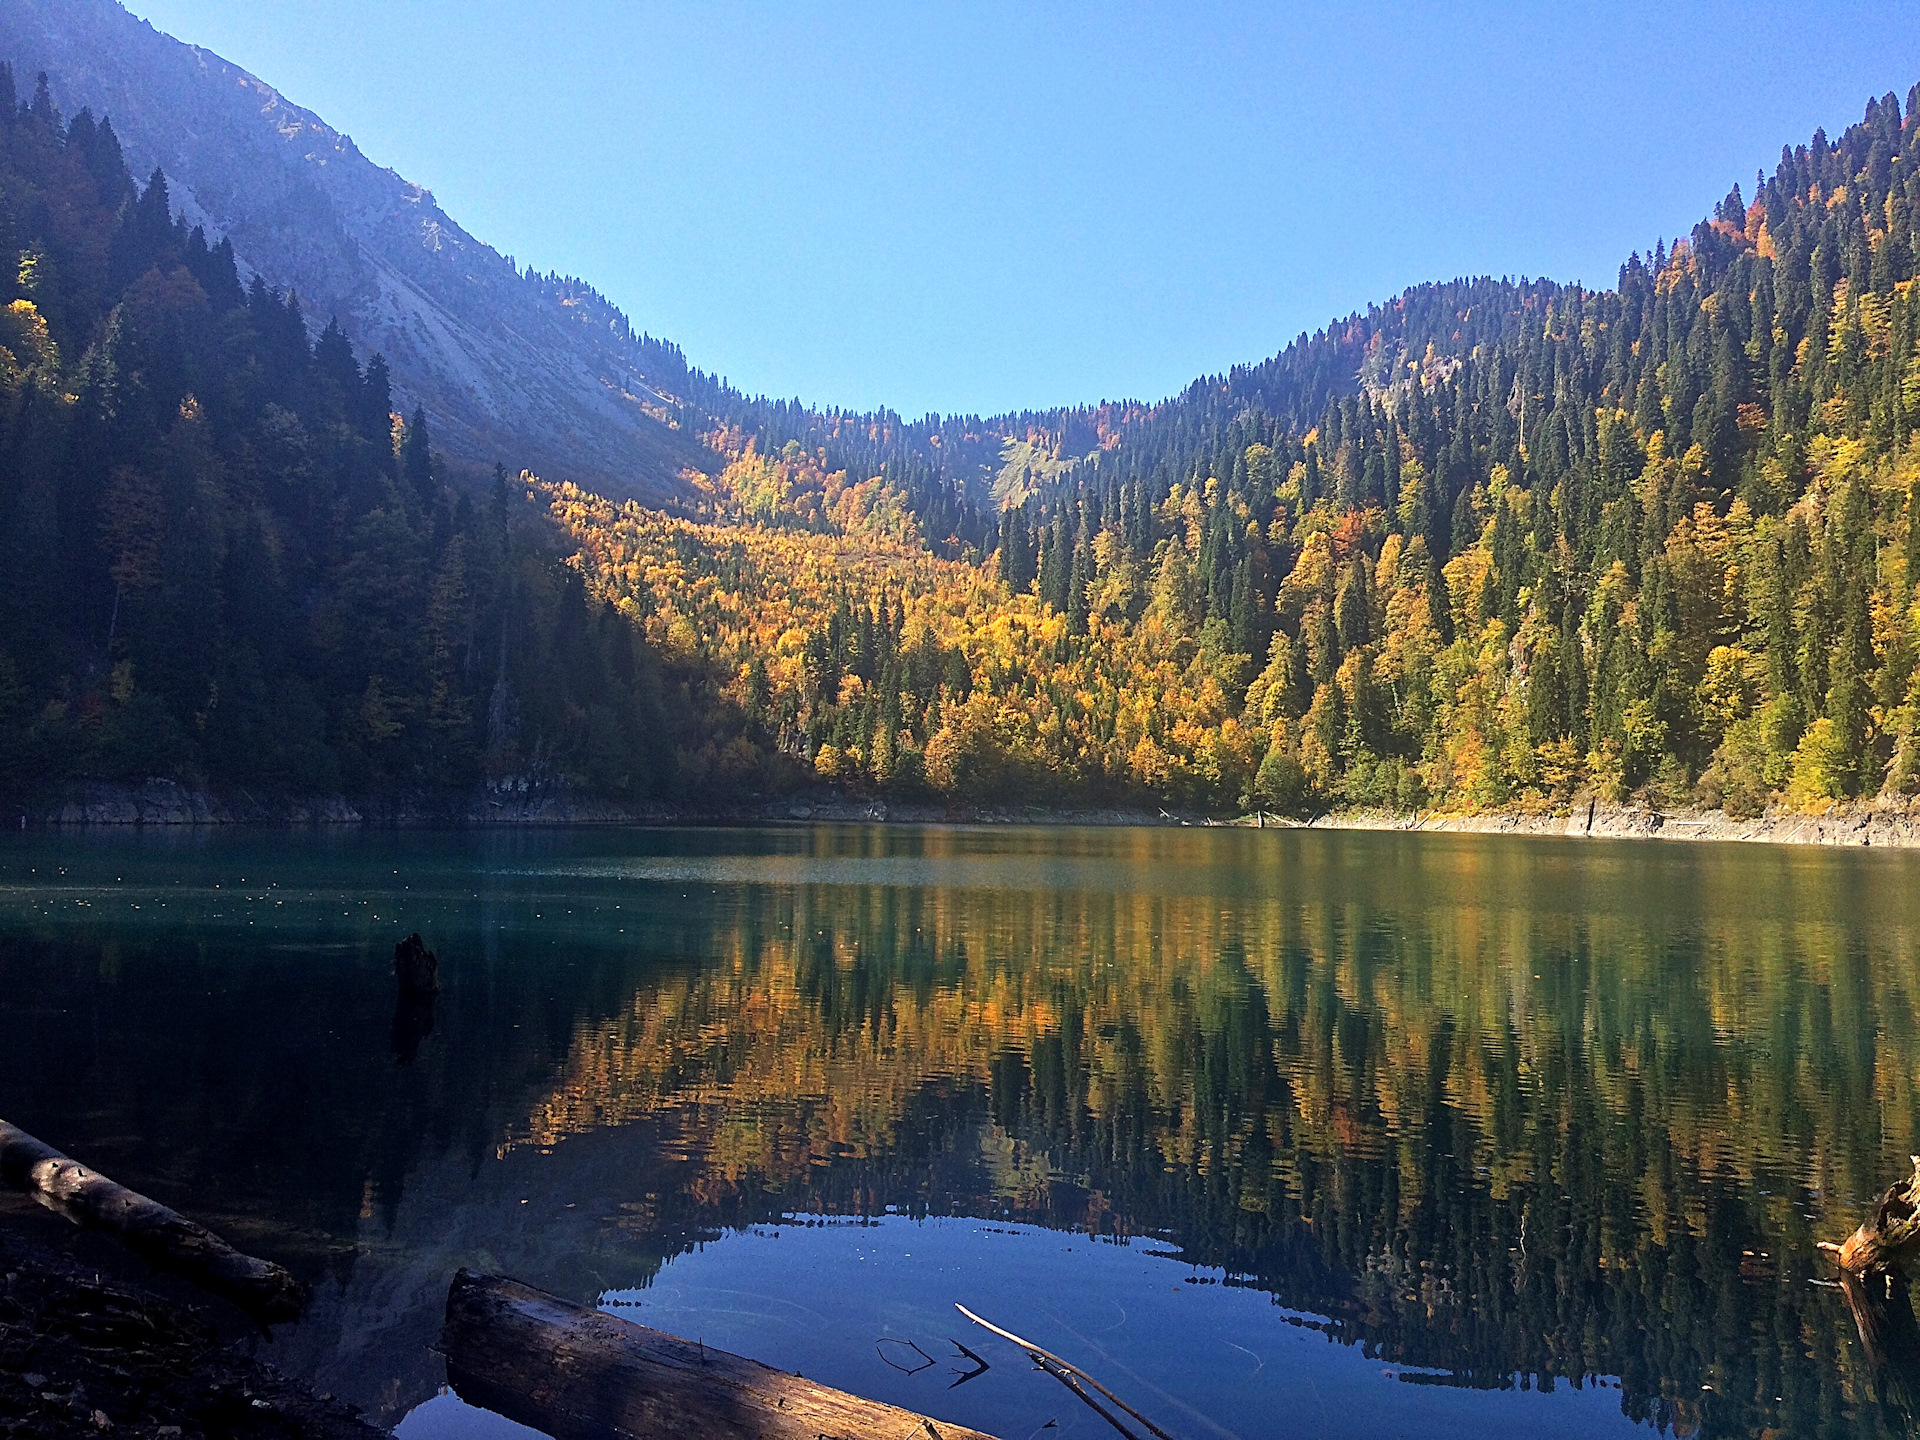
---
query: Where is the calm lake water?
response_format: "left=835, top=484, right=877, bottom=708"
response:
left=1, top=824, right=1917, bottom=1438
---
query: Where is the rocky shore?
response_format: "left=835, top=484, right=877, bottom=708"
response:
left=12, top=779, right=1920, bottom=849
left=7, top=780, right=1180, bottom=831
left=1306, top=799, right=1920, bottom=848
left=0, top=1196, right=379, bottom=1440
left=8, top=780, right=675, bottom=828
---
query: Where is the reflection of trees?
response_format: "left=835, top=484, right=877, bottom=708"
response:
left=514, top=833, right=1920, bottom=1438
left=0, top=918, right=647, bottom=1258
left=6, top=832, right=1920, bottom=1435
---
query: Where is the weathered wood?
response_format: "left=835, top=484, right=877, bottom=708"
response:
left=442, top=1269, right=1000, bottom=1440
left=0, top=1118, right=305, bottom=1322
left=1821, top=1156, right=1920, bottom=1276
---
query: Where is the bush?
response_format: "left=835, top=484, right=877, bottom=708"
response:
left=1253, top=741, right=1313, bottom=816
left=1784, top=717, right=1848, bottom=809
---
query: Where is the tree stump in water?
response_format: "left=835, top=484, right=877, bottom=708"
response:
left=1822, top=1156, right=1920, bottom=1426
left=393, top=932, right=439, bottom=994
left=1824, top=1157, right=1920, bottom=1277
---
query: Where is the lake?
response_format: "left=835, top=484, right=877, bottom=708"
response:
left=0, top=824, right=1915, bottom=1439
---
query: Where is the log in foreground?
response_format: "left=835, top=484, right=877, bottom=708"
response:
left=442, top=1269, right=1001, bottom=1440
left=0, top=1118, right=306, bottom=1322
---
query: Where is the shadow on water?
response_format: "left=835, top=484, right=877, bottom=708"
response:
left=389, top=991, right=436, bottom=1066
left=1, top=825, right=1919, bottom=1436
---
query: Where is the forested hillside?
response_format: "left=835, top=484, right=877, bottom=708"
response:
left=9, top=58, right=1920, bottom=818
left=647, top=81, right=1920, bottom=816
left=0, top=67, right=705, bottom=804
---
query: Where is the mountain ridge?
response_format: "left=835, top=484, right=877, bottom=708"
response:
left=6, top=2, right=1920, bottom=826
left=0, top=0, right=1617, bottom=530
left=0, top=0, right=714, bottom=501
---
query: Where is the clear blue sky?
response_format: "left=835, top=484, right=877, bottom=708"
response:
left=123, top=1, right=1920, bottom=419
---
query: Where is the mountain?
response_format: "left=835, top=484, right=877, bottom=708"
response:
left=553, top=85, right=1920, bottom=818
left=0, top=0, right=713, bottom=503
left=0, top=69, right=710, bottom=802
left=6, top=0, right=1920, bottom=825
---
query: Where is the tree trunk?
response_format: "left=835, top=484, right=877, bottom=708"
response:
left=0, top=1119, right=305, bottom=1322
left=441, top=1269, right=1000, bottom=1440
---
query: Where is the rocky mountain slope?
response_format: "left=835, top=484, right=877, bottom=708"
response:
left=0, top=0, right=713, bottom=501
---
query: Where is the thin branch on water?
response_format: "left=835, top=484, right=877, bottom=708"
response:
left=955, top=1303, right=1177, bottom=1440
left=1038, top=1361, right=1140, bottom=1439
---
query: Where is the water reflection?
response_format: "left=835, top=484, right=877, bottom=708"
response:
left=0, top=826, right=1917, bottom=1437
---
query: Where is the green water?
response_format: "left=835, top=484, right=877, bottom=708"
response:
left=0, top=825, right=1916, bottom=1439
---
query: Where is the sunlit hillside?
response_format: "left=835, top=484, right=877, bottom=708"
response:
left=543, top=86, right=1920, bottom=818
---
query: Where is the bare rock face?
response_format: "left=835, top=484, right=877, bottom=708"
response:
left=0, top=0, right=715, bottom=502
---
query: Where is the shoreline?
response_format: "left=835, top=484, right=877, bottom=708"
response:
left=0, top=1195, right=379, bottom=1440
left=7, top=780, right=1920, bottom=849
left=2, top=779, right=1195, bottom=832
left=1299, top=801, right=1920, bottom=848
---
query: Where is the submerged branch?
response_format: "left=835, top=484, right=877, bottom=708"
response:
left=956, top=1303, right=1175, bottom=1440
left=1822, top=1156, right=1920, bottom=1430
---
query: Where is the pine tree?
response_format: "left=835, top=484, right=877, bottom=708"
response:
left=402, top=406, right=435, bottom=506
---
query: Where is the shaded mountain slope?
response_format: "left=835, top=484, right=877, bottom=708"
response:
left=0, top=0, right=713, bottom=502
left=0, top=74, right=701, bottom=802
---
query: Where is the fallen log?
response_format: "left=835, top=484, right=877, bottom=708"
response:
left=0, top=1118, right=306, bottom=1322
left=442, top=1269, right=1001, bottom=1440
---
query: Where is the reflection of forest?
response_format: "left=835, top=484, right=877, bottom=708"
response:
left=513, top=834, right=1920, bottom=1439
left=5, top=830, right=1920, bottom=1435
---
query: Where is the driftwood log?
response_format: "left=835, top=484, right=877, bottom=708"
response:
left=1822, top=1156, right=1920, bottom=1425
left=0, top=1118, right=306, bottom=1322
left=442, top=1269, right=1001, bottom=1440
